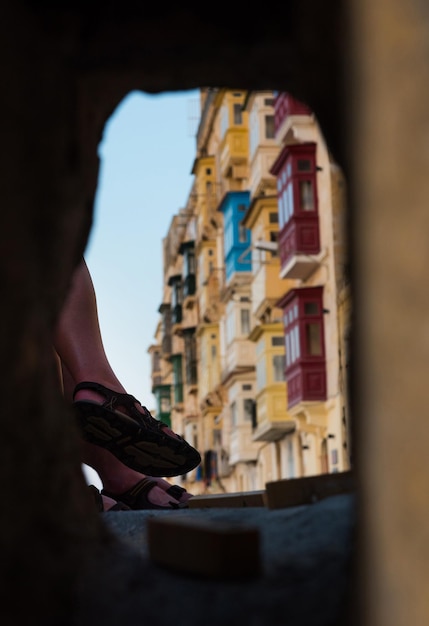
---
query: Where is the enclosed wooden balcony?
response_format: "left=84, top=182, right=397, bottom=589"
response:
left=278, top=215, right=321, bottom=280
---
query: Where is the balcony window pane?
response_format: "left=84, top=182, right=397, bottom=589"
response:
left=287, top=183, right=294, bottom=218
left=231, top=401, right=237, bottom=427
left=278, top=194, right=285, bottom=228
left=256, top=359, right=267, bottom=390
left=238, top=224, right=247, bottom=242
left=160, top=396, right=171, bottom=413
left=241, top=309, right=250, bottom=335
left=290, top=327, right=298, bottom=363
left=226, top=310, right=234, bottom=345
left=233, top=103, right=242, bottom=125
left=265, top=114, right=275, bottom=139
left=306, top=323, right=322, bottom=355
left=297, top=159, right=312, bottom=172
left=286, top=332, right=291, bottom=367
left=243, top=398, right=255, bottom=421
left=299, top=180, right=315, bottom=211
left=273, top=354, right=286, bottom=381
left=304, top=301, right=319, bottom=315
left=213, top=429, right=222, bottom=446
left=281, top=189, right=288, bottom=224
left=184, top=250, right=195, bottom=275
left=294, top=326, right=301, bottom=360
left=220, top=105, right=228, bottom=138
left=172, top=356, right=182, bottom=384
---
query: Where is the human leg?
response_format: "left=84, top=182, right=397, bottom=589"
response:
left=59, top=337, right=192, bottom=510
left=54, top=258, right=199, bottom=487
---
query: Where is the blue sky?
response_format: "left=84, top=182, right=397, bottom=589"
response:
left=84, top=88, right=200, bottom=412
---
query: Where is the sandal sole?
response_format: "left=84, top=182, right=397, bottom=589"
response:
left=74, top=401, right=201, bottom=477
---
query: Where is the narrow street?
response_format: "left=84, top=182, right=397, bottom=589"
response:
left=75, top=492, right=356, bottom=626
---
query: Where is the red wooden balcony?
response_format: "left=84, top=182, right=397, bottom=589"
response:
left=274, top=92, right=312, bottom=134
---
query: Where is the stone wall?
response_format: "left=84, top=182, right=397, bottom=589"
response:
left=1, top=0, right=428, bottom=624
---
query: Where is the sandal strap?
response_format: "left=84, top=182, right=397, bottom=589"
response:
left=73, top=381, right=140, bottom=408
left=122, top=477, right=158, bottom=499
left=102, top=478, right=187, bottom=510
left=166, top=484, right=187, bottom=500
left=102, top=477, right=157, bottom=507
left=73, top=381, right=173, bottom=434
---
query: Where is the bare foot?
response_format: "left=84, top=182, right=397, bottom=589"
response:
left=83, top=442, right=193, bottom=508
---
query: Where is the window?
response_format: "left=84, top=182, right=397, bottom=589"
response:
left=183, top=329, right=197, bottom=385
left=200, top=340, right=206, bottom=369
left=159, top=304, right=172, bottom=354
left=243, top=398, right=255, bottom=421
left=306, top=323, right=322, bottom=355
left=299, top=180, right=315, bottom=211
left=160, top=395, right=171, bottom=413
left=171, top=354, right=183, bottom=404
left=305, top=302, right=319, bottom=315
left=298, top=159, right=312, bottom=172
left=256, top=358, right=267, bottom=391
left=233, top=103, right=242, bottom=125
left=184, top=248, right=195, bottom=275
left=152, top=350, right=161, bottom=371
left=273, top=354, right=286, bottom=381
left=238, top=223, right=247, bottom=242
left=230, top=401, right=237, bottom=427
left=271, top=336, right=284, bottom=346
left=226, top=308, right=235, bottom=345
left=249, top=108, right=259, bottom=157
left=270, top=231, right=279, bottom=256
left=269, top=212, right=278, bottom=223
left=284, top=302, right=301, bottom=368
left=225, top=221, right=233, bottom=252
left=213, top=429, right=222, bottom=446
left=265, top=114, right=275, bottom=139
left=169, top=276, right=182, bottom=307
left=220, top=104, right=229, bottom=138
left=240, top=309, right=250, bottom=335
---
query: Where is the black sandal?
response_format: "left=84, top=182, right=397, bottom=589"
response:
left=88, top=485, right=131, bottom=512
left=101, top=478, right=189, bottom=510
left=165, top=484, right=188, bottom=500
left=73, top=381, right=201, bottom=477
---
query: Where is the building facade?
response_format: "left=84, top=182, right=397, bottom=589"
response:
left=150, top=88, right=351, bottom=495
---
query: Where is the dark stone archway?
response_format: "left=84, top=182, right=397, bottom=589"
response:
left=1, top=2, right=351, bottom=624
